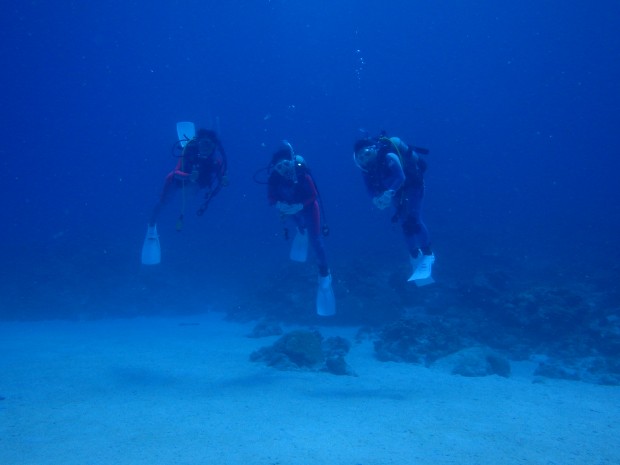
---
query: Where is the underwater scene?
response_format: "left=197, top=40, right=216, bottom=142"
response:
left=1, top=1, right=619, bottom=464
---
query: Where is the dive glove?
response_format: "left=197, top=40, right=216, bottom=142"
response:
left=276, top=201, right=303, bottom=215
left=373, top=190, right=395, bottom=210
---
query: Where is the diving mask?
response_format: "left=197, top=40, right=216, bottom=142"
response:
left=354, top=145, right=378, bottom=169
left=274, top=159, right=297, bottom=181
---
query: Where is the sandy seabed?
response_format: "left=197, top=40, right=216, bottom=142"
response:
left=1, top=312, right=618, bottom=465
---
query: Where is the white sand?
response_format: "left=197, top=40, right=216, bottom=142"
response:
left=1, top=312, right=618, bottom=465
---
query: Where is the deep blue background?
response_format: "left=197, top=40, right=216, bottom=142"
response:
left=1, top=1, right=619, bottom=319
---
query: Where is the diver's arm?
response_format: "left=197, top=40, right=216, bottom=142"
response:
left=384, top=153, right=406, bottom=191
left=172, top=157, right=191, bottom=180
left=299, top=174, right=318, bottom=207
left=390, top=136, right=420, bottom=163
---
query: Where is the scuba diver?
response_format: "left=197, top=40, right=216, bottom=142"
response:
left=258, top=140, right=335, bottom=316
left=142, top=126, right=228, bottom=265
left=353, top=132, right=435, bottom=285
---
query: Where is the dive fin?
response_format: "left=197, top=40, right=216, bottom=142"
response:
left=141, top=224, right=161, bottom=265
left=316, top=274, right=336, bottom=316
left=176, top=121, right=196, bottom=147
left=289, top=230, right=309, bottom=262
left=408, top=253, right=435, bottom=285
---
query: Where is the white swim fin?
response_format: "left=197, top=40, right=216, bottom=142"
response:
left=289, top=229, right=309, bottom=262
left=141, top=224, right=161, bottom=265
left=316, top=274, right=336, bottom=316
left=408, top=253, right=435, bottom=285
left=176, top=121, right=196, bottom=147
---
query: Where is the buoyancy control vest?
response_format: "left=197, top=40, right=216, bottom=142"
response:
left=366, top=137, right=426, bottom=191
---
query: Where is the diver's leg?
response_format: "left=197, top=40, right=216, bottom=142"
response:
left=402, top=186, right=434, bottom=282
left=304, top=202, right=329, bottom=277
left=149, top=172, right=176, bottom=226
left=402, top=186, right=431, bottom=256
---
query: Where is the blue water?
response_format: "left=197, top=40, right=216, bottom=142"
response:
left=1, top=1, right=619, bottom=321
